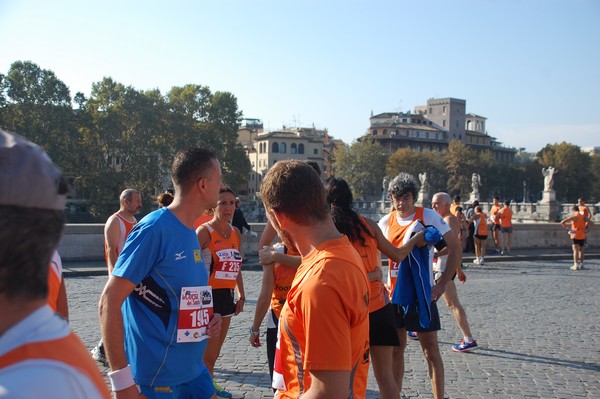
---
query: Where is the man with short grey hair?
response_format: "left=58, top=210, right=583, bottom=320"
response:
left=378, top=173, right=461, bottom=399
left=431, top=192, right=478, bottom=353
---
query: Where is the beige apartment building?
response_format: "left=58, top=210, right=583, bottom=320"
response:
left=369, top=97, right=516, bottom=163
left=238, top=119, right=337, bottom=198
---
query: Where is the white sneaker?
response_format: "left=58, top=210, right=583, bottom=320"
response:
left=473, top=258, right=480, bottom=265
left=479, top=258, right=485, bottom=265
left=90, top=344, right=107, bottom=364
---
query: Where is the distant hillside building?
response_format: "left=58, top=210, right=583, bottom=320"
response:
left=368, top=97, right=516, bottom=163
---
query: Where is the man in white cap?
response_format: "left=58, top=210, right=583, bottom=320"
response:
left=0, top=129, right=110, bottom=398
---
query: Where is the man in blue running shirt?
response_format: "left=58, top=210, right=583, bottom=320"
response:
left=99, top=148, right=224, bottom=399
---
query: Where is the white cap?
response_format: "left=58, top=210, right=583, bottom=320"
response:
left=0, top=129, right=67, bottom=210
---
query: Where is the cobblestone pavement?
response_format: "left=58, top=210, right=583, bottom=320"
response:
left=66, top=258, right=600, bottom=398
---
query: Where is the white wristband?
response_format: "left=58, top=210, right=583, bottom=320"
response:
left=108, top=364, right=137, bottom=392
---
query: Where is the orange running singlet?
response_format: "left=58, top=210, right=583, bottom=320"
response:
left=352, top=216, right=388, bottom=312
left=499, top=207, right=512, bottom=228
left=0, top=332, right=110, bottom=398
left=206, top=225, right=242, bottom=289
left=105, top=213, right=137, bottom=264
left=385, top=208, right=425, bottom=292
left=474, top=211, right=488, bottom=236
left=570, top=215, right=587, bottom=240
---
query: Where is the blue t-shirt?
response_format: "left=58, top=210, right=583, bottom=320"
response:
left=112, top=207, right=209, bottom=386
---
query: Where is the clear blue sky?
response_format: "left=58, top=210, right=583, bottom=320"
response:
left=1, top=0, right=599, bottom=153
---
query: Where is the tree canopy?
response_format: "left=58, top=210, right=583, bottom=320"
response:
left=0, top=61, right=250, bottom=221
left=333, top=138, right=387, bottom=199
left=333, top=138, right=598, bottom=204
left=537, top=142, right=594, bottom=202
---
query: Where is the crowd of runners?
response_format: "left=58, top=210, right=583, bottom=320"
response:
left=0, top=132, right=593, bottom=399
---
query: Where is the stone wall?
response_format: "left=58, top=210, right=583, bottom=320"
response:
left=352, top=200, right=600, bottom=224
left=57, top=223, right=268, bottom=261
left=57, top=221, right=596, bottom=261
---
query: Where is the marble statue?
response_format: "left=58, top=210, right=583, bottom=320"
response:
left=542, top=166, right=557, bottom=192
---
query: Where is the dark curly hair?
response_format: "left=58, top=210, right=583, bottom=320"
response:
left=324, top=177, right=374, bottom=246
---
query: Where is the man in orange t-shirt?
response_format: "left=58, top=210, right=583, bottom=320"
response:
left=260, top=160, right=370, bottom=399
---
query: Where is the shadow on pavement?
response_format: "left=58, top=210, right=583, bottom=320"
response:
left=450, top=345, right=600, bottom=372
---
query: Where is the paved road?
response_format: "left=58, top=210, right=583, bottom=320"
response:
left=66, top=258, right=600, bottom=398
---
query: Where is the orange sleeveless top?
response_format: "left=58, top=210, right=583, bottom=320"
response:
left=104, top=213, right=137, bottom=264
left=475, top=211, right=488, bottom=236
left=570, top=215, right=587, bottom=240
left=386, top=207, right=424, bottom=292
left=351, top=216, right=387, bottom=312
left=499, top=207, right=512, bottom=228
left=0, top=332, right=110, bottom=398
left=206, top=225, right=242, bottom=289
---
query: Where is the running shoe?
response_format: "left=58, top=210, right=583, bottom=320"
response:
left=90, top=343, right=107, bottom=364
left=407, top=331, right=419, bottom=340
left=452, top=339, right=478, bottom=353
left=578, top=263, right=584, bottom=270
left=570, top=264, right=579, bottom=271
left=472, top=258, right=480, bottom=265
left=214, top=381, right=232, bottom=399
left=479, top=258, right=485, bottom=265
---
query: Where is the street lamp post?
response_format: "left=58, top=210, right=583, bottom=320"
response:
left=523, top=180, right=527, bottom=203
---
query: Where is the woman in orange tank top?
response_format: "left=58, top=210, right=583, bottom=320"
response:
left=468, top=206, right=488, bottom=265
left=196, top=187, right=245, bottom=397
left=325, top=177, right=425, bottom=399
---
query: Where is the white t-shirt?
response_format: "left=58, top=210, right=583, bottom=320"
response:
left=0, top=306, right=109, bottom=399
left=378, top=207, right=451, bottom=286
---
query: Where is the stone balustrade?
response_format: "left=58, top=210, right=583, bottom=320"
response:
left=351, top=200, right=600, bottom=224
left=57, top=216, right=597, bottom=261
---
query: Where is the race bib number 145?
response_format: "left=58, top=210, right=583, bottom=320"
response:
left=177, top=286, right=214, bottom=343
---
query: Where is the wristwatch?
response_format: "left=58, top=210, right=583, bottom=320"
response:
left=249, top=326, right=260, bottom=337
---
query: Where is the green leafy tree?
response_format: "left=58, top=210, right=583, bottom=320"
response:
left=590, top=154, right=600, bottom=203
left=205, top=91, right=249, bottom=189
left=537, top=142, right=593, bottom=202
left=77, top=78, right=172, bottom=218
left=0, top=61, right=78, bottom=170
left=386, top=148, right=447, bottom=193
left=333, top=138, right=387, bottom=199
left=166, top=86, right=249, bottom=190
left=445, top=140, right=478, bottom=196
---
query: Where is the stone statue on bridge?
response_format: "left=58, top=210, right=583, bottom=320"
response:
left=382, top=175, right=390, bottom=201
left=469, top=173, right=481, bottom=202
left=471, top=173, right=481, bottom=195
left=542, top=166, right=557, bottom=192
left=418, top=172, right=428, bottom=191
left=416, top=172, right=430, bottom=206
